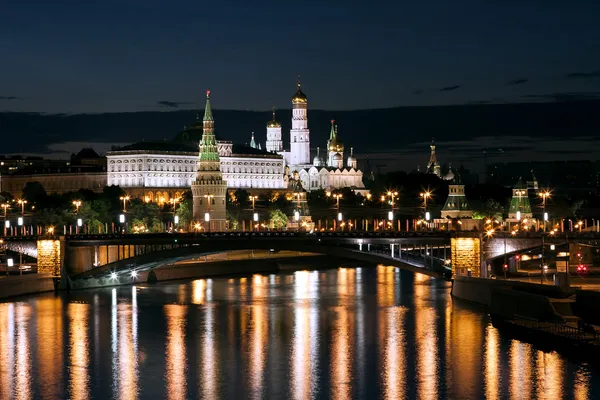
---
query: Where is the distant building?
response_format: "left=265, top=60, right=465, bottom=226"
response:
left=425, top=140, right=441, bottom=177
left=487, top=160, right=600, bottom=194
left=507, top=177, right=533, bottom=221
left=441, top=170, right=473, bottom=219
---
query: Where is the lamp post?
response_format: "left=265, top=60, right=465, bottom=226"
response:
left=538, top=190, right=550, bottom=232
left=387, top=191, right=398, bottom=231
left=119, top=196, right=130, bottom=213
left=249, top=195, right=258, bottom=232
left=327, top=192, right=342, bottom=230
left=1, top=203, right=9, bottom=236
left=72, top=200, right=82, bottom=213
left=420, top=191, right=431, bottom=230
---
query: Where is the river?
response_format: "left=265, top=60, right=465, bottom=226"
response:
left=0, top=266, right=598, bottom=399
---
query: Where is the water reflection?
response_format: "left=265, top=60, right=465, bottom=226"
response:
left=0, top=303, right=15, bottom=399
left=290, top=270, right=319, bottom=400
left=165, top=304, right=188, bottom=400
left=414, top=275, right=438, bottom=400
left=0, top=267, right=598, bottom=398
left=37, top=298, right=63, bottom=399
left=68, top=302, right=89, bottom=400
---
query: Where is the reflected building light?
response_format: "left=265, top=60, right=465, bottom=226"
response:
left=509, top=341, right=531, bottom=400
left=291, top=298, right=319, bottom=399
left=382, top=308, right=406, bottom=400
left=414, top=281, right=438, bottom=400
left=111, top=288, right=119, bottom=398
left=192, top=280, right=206, bottom=305
left=36, top=298, right=64, bottom=400
left=117, top=289, right=139, bottom=400
left=249, top=303, right=267, bottom=399
left=165, top=305, right=188, bottom=400
left=0, top=303, right=15, bottom=399
left=484, top=325, right=500, bottom=400
left=15, top=303, right=32, bottom=400
left=355, top=289, right=366, bottom=397
left=200, top=306, right=218, bottom=399
left=573, top=365, right=590, bottom=399
left=94, top=294, right=100, bottom=370
left=536, top=351, right=563, bottom=399
left=69, top=303, right=90, bottom=400
left=269, top=274, right=276, bottom=285
left=331, top=307, right=353, bottom=400
left=207, top=279, right=213, bottom=302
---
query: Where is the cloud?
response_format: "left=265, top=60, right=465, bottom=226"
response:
left=439, top=85, right=461, bottom=92
left=0, top=96, right=19, bottom=100
left=412, top=89, right=425, bottom=95
left=565, top=71, right=600, bottom=79
left=522, top=92, right=600, bottom=102
left=156, top=100, right=193, bottom=108
left=506, top=78, right=528, bottom=86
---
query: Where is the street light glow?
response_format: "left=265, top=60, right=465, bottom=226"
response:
left=110, top=272, right=117, bottom=280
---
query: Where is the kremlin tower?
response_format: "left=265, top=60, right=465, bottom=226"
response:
left=191, top=90, right=227, bottom=231
left=265, top=107, right=283, bottom=152
left=289, top=77, right=310, bottom=165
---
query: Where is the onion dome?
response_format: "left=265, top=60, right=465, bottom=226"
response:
left=313, top=147, right=325, bottom=167
left=443, top=163, right=455, bottom=181
left=327, top=120, right=344, bottom=152
left=292, top=76, right=308, bottom=104
left=333, top=152, right=343, bottom=163
left=267, top=107, right=281, bottom=128
left=347, top=146, right=357, bottom=168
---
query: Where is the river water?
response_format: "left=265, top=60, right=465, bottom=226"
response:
left=0, top=266, right=598, bottom=399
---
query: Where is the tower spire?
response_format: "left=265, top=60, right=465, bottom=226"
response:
left=203, top=90, right=213, bottom=121
left=272, top=106, right=276, bottom=121
left=297, top=74, right=301, bottom=90
left=329, top=119, right=336, bottom=140
left=250, top=132, right=256, bottom=149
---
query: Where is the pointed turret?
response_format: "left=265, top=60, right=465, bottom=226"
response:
left=192, top=90, right=227, bottom=230
left=508, top=177, right=533, bottom=220
left=327, top=119, right=344, bottom=167
left=203, top=90, right=213, bottom=121
left=442, top=170, right=472, bottom=220
left=250, top=132, right=257, bottom=149
left=347, top=146, right=357, bottom=169
left=426, top=139, right=441, bottom=177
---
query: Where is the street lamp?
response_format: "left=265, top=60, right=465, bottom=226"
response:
left=538, top=190, right=551, bottom=232
left=119, top=196, right=130, bottom=212
left=1, top=203, right=9, bottom=236
left=16, top=199, right=27, bottom=216
left=420, top=191, right=431, bottom=229
left=72, top=200, right=82, bottom=213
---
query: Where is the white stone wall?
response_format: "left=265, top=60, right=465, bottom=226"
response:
left=266, top=126, right=283, bottom=152
left=107, top=151, right=285, bottom=190
left=290, top=105, right=310, bottom=165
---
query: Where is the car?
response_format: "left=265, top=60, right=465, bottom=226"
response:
left=577, top=264, right=588, bottom=273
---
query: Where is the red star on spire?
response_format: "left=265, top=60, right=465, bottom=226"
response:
left=206, top=90, right=211, bottom=97
left=331, top=119, right=335, bottom=124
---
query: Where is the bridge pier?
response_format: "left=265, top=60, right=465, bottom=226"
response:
left=390, top=244, right=395, bottom=258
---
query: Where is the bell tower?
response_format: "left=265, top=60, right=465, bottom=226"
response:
left=290, top=76, right=310, bottom=165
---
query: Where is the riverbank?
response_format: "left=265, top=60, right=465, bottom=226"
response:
left=0, top=273, right=58, bottom=301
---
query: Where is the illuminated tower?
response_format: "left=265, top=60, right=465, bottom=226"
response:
left=266, top=107, right=283, bottom=153
left=290, top=77, right=310, bottom=165
left=426, top=139, right=441, bottom=177
left=326, top=120, right=344, bottom=168
left=508, top=177, right=532, bottom=221
left=441, top=171, right=472, bottom=219
left=191, top=90, right=227, bottom=231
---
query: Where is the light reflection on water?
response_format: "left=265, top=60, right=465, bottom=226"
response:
left=0, top=265, right=599, bottom=399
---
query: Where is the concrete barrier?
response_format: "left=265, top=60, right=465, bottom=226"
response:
left=574, top=290, right=600, bottom=325
left=0, top=274, right=57, bottom=301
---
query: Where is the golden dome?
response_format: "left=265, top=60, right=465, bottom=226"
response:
left=327, top=122, right=343, bottom=152
left=292, top=77, right=307, bottom=103
left=292, top=88, right=307, bottom=103
left=267, top=107, right=280, bottom=127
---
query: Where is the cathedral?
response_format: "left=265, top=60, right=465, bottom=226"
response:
left=262, top=79, right=366, bottom=194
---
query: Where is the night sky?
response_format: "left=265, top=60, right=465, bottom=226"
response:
left=2, top=0, right=600, bottom=113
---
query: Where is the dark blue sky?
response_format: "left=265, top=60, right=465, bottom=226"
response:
left=1, top=0, right=600, bottom=113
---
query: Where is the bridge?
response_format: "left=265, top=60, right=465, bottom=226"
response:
left=2, top=231, right=600, bottom=290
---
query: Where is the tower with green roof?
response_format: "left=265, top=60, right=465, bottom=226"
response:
left=508, top=177, right=532, bottom=220
left=191, top=90, right=227, bottom=231
left=441, top=170, right=472, bottom=219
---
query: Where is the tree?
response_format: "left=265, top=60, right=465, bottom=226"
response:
left=128, top=200, right=162, bottom=232
left=269, top=209, right=288, bottom=230
left=176, top=198, right=193, bottom=229
left=570, top=199, right=585, bottom=219
left=0, top=192, right=13, bottom=203
left=22, top=181, right=47, bottom=204
left=227, top=210, right=240, bottom=231
left=102, top=185, right=126, bottom=211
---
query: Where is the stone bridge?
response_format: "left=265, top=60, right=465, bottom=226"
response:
left=3, top=231, right=600, bottom=283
